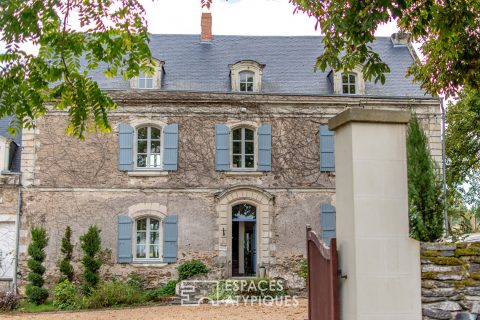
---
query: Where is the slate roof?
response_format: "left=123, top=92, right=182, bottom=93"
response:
left=91, top=34, right=428, bottom=98
left=0, top=116, right=21, bottom=172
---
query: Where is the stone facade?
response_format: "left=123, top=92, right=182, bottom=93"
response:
left=17, top=91, right=441, bottom=290
left=421, top=242, right=480, bottom=320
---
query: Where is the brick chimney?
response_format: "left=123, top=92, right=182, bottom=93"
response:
left=201, top=12, right=212, bottom=42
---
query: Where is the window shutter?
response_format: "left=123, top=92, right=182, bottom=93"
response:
left=163, top=124, right=179, bottom=171
left=215, top=124, right=230, bottom=171
left=257, top=124, right=272, bottom=172
left=118, top=123, right=134, bottom=171
left=163, top=215, right=178, bottom=263
left=320, top=203, right=336, bottom=246
left=320, top=125, right=335, bottom=172
left=117, top=215, right=133, bottom=263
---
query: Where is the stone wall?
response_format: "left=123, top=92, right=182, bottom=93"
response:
left=422, top=242, right=480, bottom=320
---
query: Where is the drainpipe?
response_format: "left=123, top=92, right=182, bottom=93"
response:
left=440, top=98, right=449, bottom=236
left=13, top=174, right=21, bottom=293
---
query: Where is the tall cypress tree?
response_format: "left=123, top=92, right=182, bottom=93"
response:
left=80, top=225, right=102, bottom=294
left=26, top=226, right=49, bottom=304
left=407, top=116, right=444, bottom=241
left=59, top=226, right=74, bottom=282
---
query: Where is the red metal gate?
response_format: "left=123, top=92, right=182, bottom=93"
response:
left=306, top=225, right=340, bottom=320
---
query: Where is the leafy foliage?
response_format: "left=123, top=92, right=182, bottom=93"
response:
left=59, top=226, right=74, bottom=282
left=0, top=291, right=21, bottom=311
left=80, top=225, right=102, bottom=294
left=407, top=116, right=444, bottom=241
left=0, top=0, right=154, bottom=138
left=26, top=226, right=49, bottom=305
left=53, top=280, right=84, bottom=310
left=299, top=258, right=307, bottom=281
left=177, top=259, right=209, bottom=281
left=289, top=0, right=480, bottom=97
left=86, top=280, right=144, bottom=308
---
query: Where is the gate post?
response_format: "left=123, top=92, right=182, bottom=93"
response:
left=328, top=109, right=421, bottom=320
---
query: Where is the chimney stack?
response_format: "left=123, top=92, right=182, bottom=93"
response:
left=390, top=32, right=410, bottom=46
left=201, top=12, right=212, bottom=42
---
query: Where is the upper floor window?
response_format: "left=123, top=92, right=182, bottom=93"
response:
left=342, top=73, right=357, bottom=94
left=239, top=71, right=254, bottom=92
left=229, top=60, right=265, bottom=93
left=232, top=127, right=255, bottom=169
left=135, top=217, right=161, bottom=260
left=138, top=72, right=154, bottom=89
left=136, top=126, right=162, bottom=169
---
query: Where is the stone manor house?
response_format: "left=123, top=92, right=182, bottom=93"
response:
left=0, top=13, right=442, bottom=289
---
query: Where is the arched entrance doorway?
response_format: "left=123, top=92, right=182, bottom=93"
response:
left=232, top=203, right=256, bottom=276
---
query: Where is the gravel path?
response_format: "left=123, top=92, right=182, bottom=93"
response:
left=3, top=299, right=307, bottom=320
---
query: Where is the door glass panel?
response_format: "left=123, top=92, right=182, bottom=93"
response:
left=232, top=203, right=256, bottom=220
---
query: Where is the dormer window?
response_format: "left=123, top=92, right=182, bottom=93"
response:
left=229, top=60, right=265, bottom=93
left=130, top=58, right=164, bottom=90
left=342, top=73, right=357, bottom=94
left=331, top=65, right=365, bottom=95
left=0, top=137, right=17, bottom=173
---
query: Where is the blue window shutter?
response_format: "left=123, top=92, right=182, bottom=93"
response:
left=163, top=124, right=179, bottom=171
left=258, top=124, right=272, bottom=172
left=215, top=124, right=230, bottom=171
left=320, top=125, right=335, bottom=172
left=117, top=215, right=133, bottom=263
left=321, top=203, right=336, bottom=246
left=163, top=215, right=178, bottom=263
left=118, top=123, right=134, bottom=171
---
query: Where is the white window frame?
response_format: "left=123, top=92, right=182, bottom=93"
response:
left=230, top=126, right=257, bottom=171
left=229, top=60, right=265, bottom=93
left=138, top=72, right=154, bottom=89
left=239, top=71, right=255, bottom=92
left=134, top=126, right=163, bottom=170
left=134, top=217, right=163, bottom=262
left=342, top=72, right=357, bottom=95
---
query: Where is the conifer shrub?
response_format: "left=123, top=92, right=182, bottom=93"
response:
left=80, top=225, right=102, bottom=295
left=25, top=226, right=49, bottom=304
left=59, top=226, right=74, bottom=282
left=177, top=260, right=208, bottom=281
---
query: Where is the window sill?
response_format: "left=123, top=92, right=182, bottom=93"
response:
left=224, top=171, right=264, bottom=177
left=131, top=261, right=168, bottom=267
left=127, top=171, right=169, bottom=177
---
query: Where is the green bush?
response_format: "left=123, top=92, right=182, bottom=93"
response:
left=59, top=226, right=74, bottom=282
left=299, top=258, right=308, bottom=281
left=0, top=291, right=20, bottom=311
left=177, top=260, right=208, bottom=281
left=126, top=272, right=144, bottom=290
left=80, top=225, right=102, bottom=295
left=160, top=280, right=177, bottom=296
left=53, top=280, right=84, bottom=310
left=87, top=280, right=144, bottom=308
left=143, top=280, right=178, bottom=302
left=26, top=226, right=49, bottom=304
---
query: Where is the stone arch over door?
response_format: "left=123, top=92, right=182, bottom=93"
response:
left=215, top=185, right=275, bottom=277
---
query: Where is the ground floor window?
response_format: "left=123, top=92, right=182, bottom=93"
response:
left=136, top=217, right=160, bottom=259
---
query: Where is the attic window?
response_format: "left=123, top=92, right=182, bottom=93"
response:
left=342, top=73, right=357, bottom=94
left=331, top=65, right=365, bottom=95
left=130, top=58, right=164, bottom=90
left=229, top=60, right=265, bottom=93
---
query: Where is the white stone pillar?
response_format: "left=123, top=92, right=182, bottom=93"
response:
left=329, top=109, right=421, bottom=320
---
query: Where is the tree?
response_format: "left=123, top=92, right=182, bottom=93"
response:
left=80, top=225, right=102, bottom=294
left=26, top=226, right=49, bottom=304
left=59, top=226, right=74, bottom=282
left=288, top=0, right=480, bottom=98
left=0, top=0, right=153, bottom=138
left=407, top=116, right=444, bottom=241
left=446, top=87, right=480, bottom=209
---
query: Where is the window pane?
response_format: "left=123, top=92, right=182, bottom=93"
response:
left=137, top=219, right=147, bottom=231
left=150, top=231, right=159, bottom=245
left=233, top=128, right=242, bottom=140
left=137, top=154, right=147, bottom=168
left=245, top=141, right=254, bottom=154
left=137, top=140, right=147, bottom=153
left=139, top=78, right=146, bottom=89
left=151, top=127, right=161, bottom=140
left=232, top=155, right=242, bottom=168
left=136, top=245, right=146, bottom=258
left=349, top=74, right=356, bottom=83
left=247, top=75, right=254, bottom=82
left=245, top=129, right=254, bottom=140
left=146, top=79, right=153, bottom=89
left=150, top=219, right=159, bottom=231
left=150, top=245, right=159, bottom=258
left=137, top=232, right=146, bottom=245
left=343, top=85, right=349, bottom=94
left=137, top=127, right=148, bottom=139
left=350, top=85, right=356, bottom=94
left=232, top=141, right=241, bottom=154
left=151, top=140, right=161, bottom=153
left=245, top=155, right=254, bottom=168
left=342, top=75, right=348, bottom=84
left=246, top=83, right=253, bottom=92
left=240, top=83, right=246, bottom=92
left=149, top=154, right=161, bottom=168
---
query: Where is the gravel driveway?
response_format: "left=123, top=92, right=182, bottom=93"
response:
left=4, top=299, right=307, bottom=320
